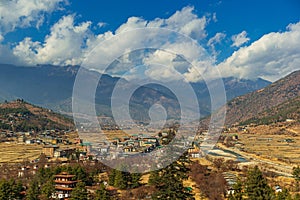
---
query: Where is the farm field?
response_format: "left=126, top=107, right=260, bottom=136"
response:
left=237, top=124, right=300, bottom=164
left=0, top=143, right=43, bottom=163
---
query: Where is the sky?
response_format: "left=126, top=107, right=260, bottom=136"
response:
left=0, top=0, right=299, bottom=82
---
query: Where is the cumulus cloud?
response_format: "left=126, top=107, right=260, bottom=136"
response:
left=12, top=6, right=217, bottom=82
left=7, top=4, right=300, bottom=82
left=218, top=22, right=300, bottom=81
left=0, top=0, right=65, bottom=34
left=13, top=15, right=92, bottom=65
left=231, top=30, right=250, bottom=47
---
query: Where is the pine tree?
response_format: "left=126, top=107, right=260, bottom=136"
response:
left=9, top=179, right=23, bottom=200
left=130, top=172, right=142, bottom=188
left=228, top=179, right=243, bottom=200
left=108, top=168, right=116, bottom=186
left=26, top=179, right=40, bottom=200
left=95, top=183, right=111, bottom=200
left=244, top=166, right=274, bottom=200
left=293, top=166, right=300, bottom=191
left=0, top=179, right=10, bottom=200
left=0, top=179, right=23, bottom=200
left=148, top=170, right=160, bottom=186
left=40, top=180, right=55, bottom=200
left=70, top=181, right=88, bottom=200
left=276, top=188, right=292, bottom=200
left=152, top=153, right=194, bottom=200
left=114, top=169, right=128, bottom=189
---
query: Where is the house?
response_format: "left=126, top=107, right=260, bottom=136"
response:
left=275, top=185, right=282, bottom=193
left=43, top=145, right=59, bottom=158
left=25, top=139, right=34, bottom=144
left=18, top=135, right=26, bottom=143
left=53, top=172, right=78, bottom=199
left=54, top=148, right=76, bottom=158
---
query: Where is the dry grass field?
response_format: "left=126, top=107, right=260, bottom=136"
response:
left=237, top=124, right=300, bottom=164
left=0, top=142, right=43, bottom=163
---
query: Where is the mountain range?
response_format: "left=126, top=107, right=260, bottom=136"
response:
left=0, top=64, right=271, bottom=121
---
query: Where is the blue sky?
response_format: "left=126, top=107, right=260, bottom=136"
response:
left=0, top=0, right=299, bottom=81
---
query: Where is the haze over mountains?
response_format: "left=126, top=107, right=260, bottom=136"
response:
left=0, top=64, right=271, bottom=120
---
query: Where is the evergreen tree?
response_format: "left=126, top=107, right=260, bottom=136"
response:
left=276, top=188, right=292, bottom=200
left=108, top=169, right=116, bottom=186
left=0, top=179, right=10, bottom=200
left=95, top=183, right=111, bottom=200
left=130, top=172, right=142, bottom=188
left=293, top=166, right=300, bottom=191
left=114, top=169, right=128, bottom=189
left=26, top=179, right=40, bottom=200
left=0, top=179, right=23, bottom=200
left=70, top=181, right=88, bottom=200
left=40, top=180, right=55, bottom=200
left=152, top=153, right=194, bottom=200
left=148, top=170, right=160, bottom=186
left=244, top=166, right=274, bottom=200
left=9, top=179, right=23, bottom=200
left=228, top=179, right=243, bottom=200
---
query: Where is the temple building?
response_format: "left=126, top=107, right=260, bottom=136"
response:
left=53, top=172, right=78, bottom=199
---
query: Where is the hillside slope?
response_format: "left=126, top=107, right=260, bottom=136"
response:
left=0, top=100, right=74, bottom=132
left=240, top=96, right=300, bottom=125
left=224, top=70, right=300, bottom=126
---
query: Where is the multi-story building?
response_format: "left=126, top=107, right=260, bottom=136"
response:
left=53, top=172, right=77, bottom=199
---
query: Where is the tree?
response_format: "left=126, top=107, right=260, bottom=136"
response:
left=95, top=183, right=111, bottom=200
left=70, top=181, right=88, bottom=200
left=130, top=172, right=142, bottom=189
left=8, top=179, right=23, bottom=200
left=228, top=179, right=243, bottom=200
left=244, top=166, right=274, bottom=200
left=152, top=153, right=194, bottom=200
left=26, top=179, right=40, bottom=200
left=0, top=179, right=23, bottom=200
left=114, top=169, right=129, bottom=189
left=276, top=188, right=292, bottom=200
left=293, top=166, right=300, bottom=191
left=40, top=180, right=55, bottom=200
left=0, top=179, right=11, bottom=200
left=148, top=170, right=160, bottom=186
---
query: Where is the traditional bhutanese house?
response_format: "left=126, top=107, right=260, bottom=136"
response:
left=53, top=172, right=78, bottom=199
left=42, top=145, right=59, bottom=158
left=123, top=146, right=134, bottom=153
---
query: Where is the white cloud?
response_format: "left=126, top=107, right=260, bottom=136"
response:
left=12, top=5, right=216, bottom=83
left=218, top=22, right=300, bottom=81
left=207, top=32, right=226, bottom=58
left=212, top=13, right=217, bottom=22
left=97, top=22, right=107, bottom=28
left=208, top=32, right=226, bottom=46
left=231, top=30, right=250, bottom=47
left=13, top=15, right=92, bottom=66
left=12, top=6, right=300, bottom=83
left=0, top=0, right=65, bottom=34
